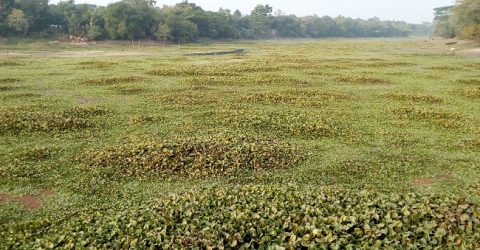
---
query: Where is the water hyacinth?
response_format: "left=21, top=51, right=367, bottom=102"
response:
left=2, top=185, right=479, bottom=249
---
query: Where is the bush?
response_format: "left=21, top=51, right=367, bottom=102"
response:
left=81, top=136, right=302, bottom=177
left=2, top=185, right=479, bottom=249
left=0, top=106, right=109, bottom=134
left=81, top=76, right=144, bottom=85
left=335, top=75, right=391, bottom=84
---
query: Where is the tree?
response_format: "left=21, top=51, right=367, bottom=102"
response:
left=434, top=6, right=456, bottom=38
left=7, top=9, right=29, bottom=35
left=14, top=0, right=49, bottom=34
left=155, top=23, right=171, bottom=46
left=104, top=2, right=145, bottom=42
left=0, top=0, right=15, bottom=32
left=251, top=4, right=272, bottom=16
left=453, top=0, right=480, bottom=40
left=249, top=4, right=275, bottom=38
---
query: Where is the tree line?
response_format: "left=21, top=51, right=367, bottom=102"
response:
left=1, top=0, right=432, bottom=43
left=434, top=0, right=480, bottom=41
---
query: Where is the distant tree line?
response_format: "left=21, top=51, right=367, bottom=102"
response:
left=0, top=0, right=432, bottom=43
left=434, top=0, right=480, bottom=40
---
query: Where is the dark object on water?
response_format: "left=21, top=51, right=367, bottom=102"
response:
left=445, top=41, right=458, bottom=45
left=190, top=49, right=245, bottom=56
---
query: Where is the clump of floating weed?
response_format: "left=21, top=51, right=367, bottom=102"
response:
left=324, top=151, right=436, bottom=188
left=82, top=76, right=144, bottom=85
left=383, top=93, right=444, bottom=103
left=0, top=78, right=20, bottom=84
left=377, top=130, right=420, bottom=147
left=152, top=92, right=219, bottom=106
left=358, top=61, right=415, bottom=67
left=12, top=146, right=58, bottom=163
left=221, top=109, right=352, bottom=139
left=1, top=93, right=41, bottom=100
left=77, top=61, right=119, bottom=69
left=458, top=138, right=480, bottom=150
left=418, top=74, right=442, bottom=80
left=430, top=66, right=466, bottom=71
left=130, top=115, right=156, bottom=125
left=147, top=63, right=281, bottom=77
left=111, top=85, right=146, bottom=95
left=454, top=78, right=480, bottom=85
left=455, top=86, right=480, bottom=99
left=335, top=75, right=391, bottom=84
left=242, top=89, right=352, bottom=106
left=80, top=135, right=302, bottom=177
left=242, top=92, right=296, bottom=104
left=0, top=59, right=24, bottom=67
left=0, top=106, right=109, bottom=134
left=393, top=107, right=465, bottom=128
left=184, top=73, right=310, bottom=86
left=0, top=86, right=20, bottom=91
left=4, top=185, right=480, bottom=248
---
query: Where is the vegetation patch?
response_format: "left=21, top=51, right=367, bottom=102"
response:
left=2, top=185, right=479, bottom=249
left=147, top=63, right=281, bottom=77
left=0, top=59, right=24, bottom=67
left=77, top=61, right=119, bottom=69
left=222, top=110, right=351, bottom=139
left=12, top=146, right=57, bottom=162
left=111, top=85, right=146, bottom=95
left=82, top=76, right=144, bottom=85
left=357, top=61, right=415, bottom=67
left=455, top=86, right=480, bottom=99
left=0, top=93, right=41, bottom=99
left=335, top=75, right=391, bottom=84
left=430, top=66, right=466, bottom=71
left=81, top=136, right=301, bottom=177
left=242, top=89, right=352, bottom=106
left=383, top=93, right=444, bottom=103
left=393, top=107, right=465, bottom=128
left=458, top=138, right=480, bottom=150
left=130, top=115, right=156, bottom=125
left=0, top=78, right=20, bottom=84
left=454, top=78, right=480, bottom=85
left=0, top=86, right=21, bottom=91
left=0, top=106, right=109, bottom=134
left=184, top=74, right=310, bottom=86
left=152, top=92, right=219, bottom=106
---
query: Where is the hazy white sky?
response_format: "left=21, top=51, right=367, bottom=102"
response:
left=50, top=0, right=456, bottom=23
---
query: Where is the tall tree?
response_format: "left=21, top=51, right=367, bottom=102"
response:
left=433, top=6, right=456, bottom=38
left=7, top=9, right=29, bottom=35
left=14, top=0, right=50, bottom=34
left=453, top=0, right=480, bottom=40
left=104, top=1, right=145, bottom=42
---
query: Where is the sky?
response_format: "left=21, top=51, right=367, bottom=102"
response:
left=49, top=0, right=456, bottom=24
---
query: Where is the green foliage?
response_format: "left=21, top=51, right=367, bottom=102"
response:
left=0, top=39, right=479, bottom=249
left=0, top=106, right=109, bottom=134
left=453, top=0, right=480, bottom=40
left=0, top=0, right=422, bottom=41
left=7, top=9, right=29, bottom=35
left=393, top=107, right=466, bottom=129
left=383, top=93, right=444, bottom=103
left=0, top=78, right=20, bottom=84
left=219, top=109, right=353, bottom=139
left=81, top=76, right=144, bottom=85
left=454, top=78, right=480, bottom=85
left=455, top=86, right=480, bottom=99
left=2, top=185, right=479, bottom=249
left=0, top=59, right=25, bottom=67
left=435, top=0, right=480, bottom=41
left=335, top=75, right=391, bottom=84
left=81, top=136, right=302, bottom=177
left=104, top=2, right=146, bottom=40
